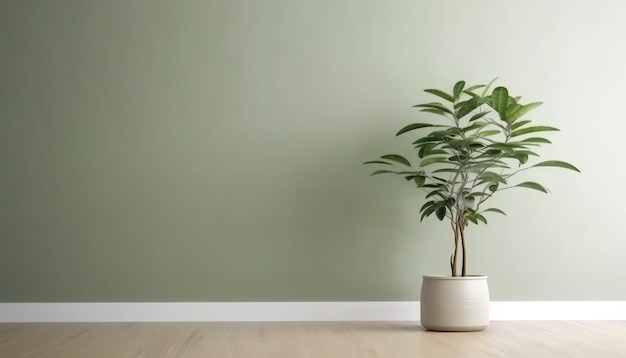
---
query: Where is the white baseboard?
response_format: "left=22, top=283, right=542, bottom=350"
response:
left=1, top=301, right=625, bottom=322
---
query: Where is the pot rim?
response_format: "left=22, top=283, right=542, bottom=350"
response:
left=423, top=275, right=487, bottom=280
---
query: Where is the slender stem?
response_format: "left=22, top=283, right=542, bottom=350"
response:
left=460, top=216, right=467, bottom=276
left=450, top=216, right=459, bottom=276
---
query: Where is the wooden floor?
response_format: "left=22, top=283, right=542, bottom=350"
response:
left=1, top=321, right=626, bottom=357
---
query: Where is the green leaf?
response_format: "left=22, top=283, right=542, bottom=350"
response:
left=511, top=120, right=531, bottom=131
left=490, top=87, right=509, bottom=121
left=463, top=122, right=488, bottom=133
left=413, top=137, right=439, bottom=145
left=521, top=137, right=552, bottom=144
left=469, top=111, right=489, bottom=122
left=422, top=149, right=448, bottom=157
left=478, top=130, right=501, bottom=137
left=516, top=181, right=549, bottom=193
left=420, top=157, right=448, bottom=166
left=414, top=103, right=454, bottom=115
left=425, top=190, right=446, bottom=199
left=453, top=81, right=465, bottom=100
left=363, top=160, right=393, bottom=165
left=514, top=153, right=529, bottom=164
left=396, top=123, right=436, bottom=136
left=475, top=213, right=487, bottom=224
left=483, top=208, right=507, bottom=216
left=420, top=108, right=447, bottom=116
left=424, top=89, right=454, bottom=102
left=482, top=77, right=498, bottom=96
left=432, top=168, right=459, bottom=174
left=419, top=201, right=436, bottom=213
left=436, top=206, right=447, bottom=221
left=479, top=171, right=507, bottom=184
left=532, top=160, right=580, bottom=172
left=448, top=137, right=478, bottom=148
left=487, top=143, right=516, bottom=155
left=370, top=169, right=396, bottom=175
left=456, top=98, right=480, bottom=119
left=510, top=126, right=560, bottom=137
left=513, top=149, right=539, bottom=157
left=507, top=102, right=542, bottom=123
left=414, top=175, right=426, bottom=187
left=465, top=84, right=485, bottom=93
left=420, top=202, right=440, bottom=221
left=381, top=154, right=411, bottom=167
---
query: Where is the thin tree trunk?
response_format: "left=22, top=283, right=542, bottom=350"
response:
left=451, top=218, right=460, bottom=277
left=460, top=219, right=467, bottom=276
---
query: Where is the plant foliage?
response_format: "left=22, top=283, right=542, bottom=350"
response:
left=365, top=80, right=579, bottom=276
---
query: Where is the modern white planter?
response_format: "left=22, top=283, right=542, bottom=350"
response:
left=420, top=275, right=490, bottom=332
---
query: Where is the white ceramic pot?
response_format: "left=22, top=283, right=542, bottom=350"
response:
left=420, top=275, right=490, bottom=332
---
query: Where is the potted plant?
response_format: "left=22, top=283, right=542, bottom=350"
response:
left=365, top=79, right=579, bottom=331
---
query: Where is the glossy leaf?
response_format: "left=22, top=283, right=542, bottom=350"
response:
left=425, top=191, right=446, bottom=199
left=371, top=169, right=396, bottom=176
left=453, top=81, right=465, bottom=100
left=474, top=213, right=487, bottom=224
left=479, top=172, right=507, bottom=184
left=420, top=108, right=447, bottom=116
left=469, top=111, right=489, bottom=122
left=478, top=130, right=501, bottom=137
left=381, top=154, right=411, bottom=167
left=511, top=120, right=531, bottom=131
left=510, top=126, right=559, bottom=137
left=521, top=137, right=552, bottom=144
left=456, top=98, right=480, bottom=119
left=414, top=103, right=454, bottom=115
left=436, top=206, right=447, bottom=221
left=463, top=122, right=488, bottom=133
left=507, top=102, right=542, bottom=124
left=363, top=160, right=393, bottom=165
left=420, top=201, right=436, bottom=213
left=514, top=153, right=529, bottom=164
left=420, top=157, right=448, bottom=166
left=483, top=208, right=506, bottom=215
left=532, top=160, right=580, bottom=172
left=482, top=77, right=498, bottom=96
left=465, top=84, right=485, bottom=93
left=491, top=87, right=509, bottom=120
left=424, top=89, right=454, bottom=102
left=414, top=175, right=426, bottom=187
left=516, top=181, right=549, bottom=193
left=396, top=123, right=436, bottom=136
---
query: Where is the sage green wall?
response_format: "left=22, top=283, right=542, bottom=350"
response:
left=1, top=0, right=625, bottom=302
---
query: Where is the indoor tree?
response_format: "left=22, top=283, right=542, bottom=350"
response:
left=365, top=80, right=579, bottom=277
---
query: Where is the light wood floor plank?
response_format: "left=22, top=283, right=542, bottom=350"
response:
left=75, top=322, right=160, bottom=357
left=168, top=322, right=233, bottom=357
left=569, top=321, right=626, bottom=341
left=219, top=322, right=271, bottom=358
left=122, top=322, right=203, bottom=357
left=384, top=323, right=477, bottom=358
left=0, top=323, right=87, bottom=357
left=349, top=322, right=420, bottom=357
left=1, top=321, right=626, bottom=357
left=305, top=322, right=363, bottom=358
left=25, top=323, right=122, bottom=358
left=532, top=321, right=626, bottom=356
left=261, top=322, right=325, bottom=358
left=496, top=321, right=618, bottom=358
left=476, top=324, right=570, bottom=357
